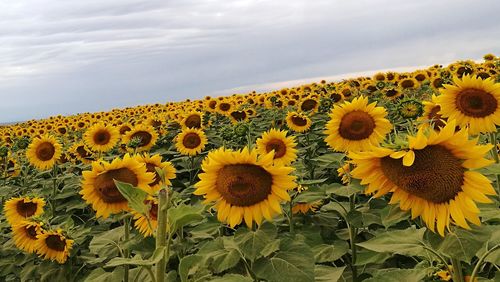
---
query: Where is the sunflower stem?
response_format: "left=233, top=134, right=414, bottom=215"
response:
left=155, top=188, right=169, bottom=282
left=488, top=132, right=500, bottom=202
left=451, top=257, right=465, bottom=282
left=289, top=200, right=294, bottom=234
left=470, top=244, right=500, bottom=282
left=51, top=165, right=58, bottom=215
left=123, top=217, right=130, bottom=282
left=348, top=194, right=358, bottom=282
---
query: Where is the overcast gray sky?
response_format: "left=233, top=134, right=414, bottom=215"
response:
left=0, top=0, right=499, bottom=123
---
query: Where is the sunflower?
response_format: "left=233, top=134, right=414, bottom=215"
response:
left=4, top=197, right=45, bottom=225
left=194, top=147, right=296, bottom=228
left=81, top=154, right=155, bottom=218
left=134, top=153, right=176, bottom=193
left=417, top=95, right=448, bottom=130
left=437, top=75, right=500, bottom=135
left=256, top=128, right=297, bottom=166
left=132, top=196, right=160, bottom=237
left=324, top=96, right=392, bottom=152
left=26, top=134, right=62, bottom=170
left=182, top=111, right=203, bottom=129
left=69, top=142, right=94, bottom=164
left=84, top=123, right=120, bottom=153
left=175, top=128, right=207, bottom=156
left=299, top=97, right=319, bottom=113
left=123, top=124, right=158, bottom=152
left=349, top=120, right=496, bottom=236
left=35, top=229, right=73, bottom=264
left=286, top=111, right=312, bottom=133
left=337, top=162, right=352, bottom=184
left=229, top=110, right=249, bottom=123
left=292, top=201, right=321, bottom=214
left=12, top=220, right=44, bottom=253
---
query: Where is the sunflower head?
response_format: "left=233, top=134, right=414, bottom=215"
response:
left=123, top=124, right=159, bottom=152
left=350, top=121, right=496, bottom=236
left=84, top=123, right=120, bottom=153
left=324, top=96, right=392, bottom=152
left=194, top=147, right=296, bottom=228
left=132, top=196, right=160, bottom=237
left=12, top=220, right=44, bottom=254
left=286, top=111, right=312, bottom=133
left=134, top=153, right=176, bottom=192
left=437, top=75, right=500, bottom=135
left=4, top=197, right=45, bottom=225
left=35, top=229, right=74, bottom=264
left=81, top=154, right=155, bottom=218
left=175, top=128, right=207, bottom=156
left=26, top=135, right=62, bottom=170
left=182, top=112, right=203, bottom=129
left=256, top=128, right=297, bottom=166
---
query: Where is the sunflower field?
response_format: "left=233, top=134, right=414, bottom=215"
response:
left=1, top=55, right=499, bottom=282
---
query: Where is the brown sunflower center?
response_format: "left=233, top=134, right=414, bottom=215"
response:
left=291, top=115, right=307, bottom=126
left=215, top=164, right=273, bottom=206
left=93, top=129, right=111, bottom=145
left=338, top=110, right=375, bottom=140
left=182, top=133, right=202, bottom=149
left=119, top=125, right=131, bottom=135
left=94, top=168, right=138, bottom=203
left=36, top=142, right=55, bottom=161
left=231, top=111, right=247, bottom=121
left=455, top=88, right=498, bottom=118
left=385, top=89, right=399, bottom=97
left=265, top=139, right=287, bottom=158
left=76, top=145, right=90, bottom=158
left=146, top=163, right=161, bottom=186
left=380, top=145, right=465, bottom=203
left=428, top=105, right=447, bottom=129
left=148, top=202, right=158, bottom=220
left=45, top=235, right=66, bottom=252
left=300, top=99, right=318, bottom=111
left=219, top=103, right=231, bottom=112
left=25, top=225, right=38, bottom=239
left=400, top=79, right=415, bottom=89
left=208, top=100, right=217, bottom=109
left=131, top=131, right=153, bottom=147
left=16, top=201, right=38, bottom=217
left=185, top=115, right=201, bottom=128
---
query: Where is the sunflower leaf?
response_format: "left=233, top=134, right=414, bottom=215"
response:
left=314, top=265, right=346, bottom=282
left=167, top=204, right=205, bottom=232
left=114, top=180, right=149, bottom=215
left=356, top=227, right=427, bottom=257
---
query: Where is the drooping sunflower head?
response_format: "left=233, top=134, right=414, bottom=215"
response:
left=12, top=220, right=44, bottom=254
left=417, top=95, right=448, bottom=131
left=26, top=134, right=62, bottom=170
left=194, top=147, right=296, bottom=227
left=134, top=153, right=176, bottom=192
left=324, top=96, right=392, bottom=152
left=437, top=75, right=500, bottom=135
left=4, top=197, right=45, bottom=225
left=81, top=154, right=155, bottom=218
left=285, top=111, right=312, bottom=133
left=83, top=123, right=120, bottom=153
left=131, top=196, right=159, bottom=237
left=350, top=120, right=496, bottom=236
left=292, top=201, right=321, bottom=215
left=182, top=111, right=203, bottom=129
left=35, top=229, right=74, bottom=264
left=256, top=128, right=297, bottom=166
left=175, top=128, right=208, bottom=156
left=123, top=124, right=159, bottom=152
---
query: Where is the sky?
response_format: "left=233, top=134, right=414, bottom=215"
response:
left=0, top=0, right=499, bottom=123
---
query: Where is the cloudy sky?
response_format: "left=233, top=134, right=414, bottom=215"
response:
left=0, top=0, right=499, bottom=123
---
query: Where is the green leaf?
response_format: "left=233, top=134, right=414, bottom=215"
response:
left=84, top=267, right=124, bottom=282
left=253, top=238, right=315, bottom=282
left=314, top=265, right=345, bottom=282
left=211, top=249, right=241, bottom=274
left=234, top=222, right=277, bottom=261
left=114, top=180, right=149, bottom=214
left=104, top=247, right=166, bottom=268
left=346, top=210, right=364, bottom=228
left=357, top=227, right=427, bottom=257
left=89, top=226, right=124, bottom=258
left=168, top=204, right=205, bottom=232
left=312, top=241, right=349, bottom=263
left=260, top=239, right=281, bottom=257
left=325, top=181, right=364, bottom=197
left=363, top=268, right=429, bottom=282
left=355, top=249, right=392, bottom=266
left=210, top=274, right=253, bottom=282
left=299, top=178, right=328, bottom=185
left=380, top=205, right=410, bottom=228
left=438, top=226, right=492, bottom=263
left=179, top=254, right=205, bottom=282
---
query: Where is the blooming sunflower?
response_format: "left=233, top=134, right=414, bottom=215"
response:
left=337, top=162, right=352, bottom=184
left=81, top=154, right=155, bottom=218
left=194, top=147, right=296, bottom=228
left=175, top=128, right=207, bottom=156
left=417, top=95, right=448, bottom=130
left=123, top=124, right=158, bottom=152
left=12, top=220, right=44, bottom=253
left=256, top=128, right=297, bottom=166
left=299, top=97, right=319, bottom=113
left=324, top=96, right=392, bottom=152
left=84, top=123, right=120, bottom=153
left=26, top=135, right=62, bottom=170
left=349, top=121, right=496, bottom=236
left=437, top=75, right=500, bottom=135
left=69, top=142, right=94, bottom=164
left=4, top=197, right=45, bottom=225
left=132, top=196, right=159, bottom=237
left=35, top=229, right=73, bottom=264
left=286, top=111, right=311, bottom=133
left=292, top=201, right=321, bottom=214
left=134, top=153, right=176, bottom=193
left=182, top=111, right=203, bottom=129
